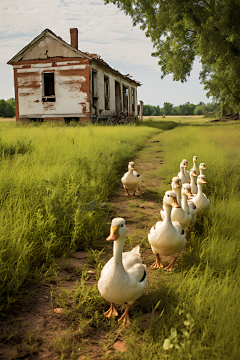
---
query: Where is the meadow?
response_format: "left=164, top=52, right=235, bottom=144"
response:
left=1, top=119, right=240, bottom=359
left=0, top=122, right=158, bottom=312
left=52, top=122, right=240, bottom=360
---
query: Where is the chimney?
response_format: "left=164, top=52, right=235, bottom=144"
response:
left=70, top=28, right=78, bottom=50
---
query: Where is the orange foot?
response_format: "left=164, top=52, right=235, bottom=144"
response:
left=164, top=257, right=177, bottom=271
left=104, top=303, right=118, bottom=318
left=151, top=254, right=163, bottom=268
left=118, top=305, right=131, bottom=327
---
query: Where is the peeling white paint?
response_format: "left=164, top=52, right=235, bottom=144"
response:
left=31, top=63, right=53, bottom=68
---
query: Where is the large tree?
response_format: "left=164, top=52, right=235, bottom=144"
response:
left=104, top=0, right=240, bottom=112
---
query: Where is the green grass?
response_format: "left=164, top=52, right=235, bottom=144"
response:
left=0, top=122, right=158, bottom=312
left=1, top=120, right=240, bottom=359
left=47, top=123, right=240, bottom=360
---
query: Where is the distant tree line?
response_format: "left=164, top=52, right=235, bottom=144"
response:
left=0, top=98, right=16, bottom=118
left=137, top=102, right=220, bottom=116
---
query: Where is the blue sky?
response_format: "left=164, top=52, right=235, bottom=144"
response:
left=0, top=0, right=211, bottom=106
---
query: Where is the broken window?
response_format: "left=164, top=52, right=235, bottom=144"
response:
left=91, top=70, right=98, bottom=115
left=131, top=88, right=135, bottom=112
left=115, top=81, right=121, bottom=112
left=92, top=70, right=98, bottom=98
left=123, top=85, right=129, bottom=113
left=104, top=76, right=110, bottom=110
left=43, top=72, right=55, bottom=102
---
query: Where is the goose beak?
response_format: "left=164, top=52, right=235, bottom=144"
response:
left=201, top=179, right=207, bottom=184
left=171, top=197, right=181, bottom=208
left=173, top=181, right=180, bottom=188
left=202, top=165, right=207, bottom=169
left=107, top=225, right=120, bottom=241
left=187, top=189, right=193, bottom=197
left=130, top=165, right=134, bottom=170
left=192, top=171, right=197, bottom=176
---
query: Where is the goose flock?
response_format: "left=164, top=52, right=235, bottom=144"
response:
left=98, top=156, right=210, bottom=326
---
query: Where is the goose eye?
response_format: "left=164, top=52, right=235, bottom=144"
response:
left=121, top=224, right=123, bottom=228
left=167, top=195, right=169, bottom=197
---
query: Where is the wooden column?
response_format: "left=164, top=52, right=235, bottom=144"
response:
left=13, top=68, right=19, bottom=122
left=139, top=100, right=143, bottom=121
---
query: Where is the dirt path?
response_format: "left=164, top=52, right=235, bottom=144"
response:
left=0, top=131, right=180, bottom=360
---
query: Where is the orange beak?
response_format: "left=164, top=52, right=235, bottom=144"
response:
left=187, top=189, right=193, bottom=197
left=171, top=197, right=181, bottom=208
left=106, top=225, right=120, bottom=241
left=201, top=179, right=207, bottom=184
left=173, top=181, right=180, bottom=188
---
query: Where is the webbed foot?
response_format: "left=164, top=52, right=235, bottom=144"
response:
left=104, top=303, right=118, bottom=318
left=118, top=305, right=131, bottom=327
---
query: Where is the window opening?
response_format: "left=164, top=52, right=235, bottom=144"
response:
left=92, top=70, right=98, bottom=115
left=123, top=85, right=129, bottom=113
left=104, top=76, right=110, bottom=110
left=43, top=73, right=55, bottom=102
left=115, top=81, right=121, bottom=112
left=92, top=70, right=98, bottom=98
left=131, top=88, right=135, bottom=112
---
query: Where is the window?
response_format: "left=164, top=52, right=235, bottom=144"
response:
left=131, top=88, right=135, bottom=112
left=92, top=70, right=98, bottom=98
left=123, top=85, right=129, bottom=113
left=115, top=81, right=121, bottom=112
left=42, top=72, right=55, bottom=102
left=104, top=76, right=110, bottom=109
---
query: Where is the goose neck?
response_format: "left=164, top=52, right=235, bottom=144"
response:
left=197, top=183, right=203, bottom=194
left=164, top=203, right=172, bottom=224
left=182, top=193, right=189, bottom=212
left=182, top=193, right=188, bottom=208
left=113, top=236, right=125, bottom=266
left=191, top=175, right=196, bottom=187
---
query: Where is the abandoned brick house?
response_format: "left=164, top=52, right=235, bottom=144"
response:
left=7, top=28, right=141, bottom=122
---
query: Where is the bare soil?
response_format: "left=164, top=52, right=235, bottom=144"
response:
left=0, top=132, right=178, bottom=360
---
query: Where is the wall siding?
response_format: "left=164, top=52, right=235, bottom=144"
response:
left=14, top=58, right=90, bottom=119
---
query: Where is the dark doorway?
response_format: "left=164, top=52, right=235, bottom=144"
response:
left=115, top=81, right=121, bottom=112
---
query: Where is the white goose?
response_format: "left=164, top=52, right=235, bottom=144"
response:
left=181, top=183, right=197, bottom=226
left=191, top=175, right=210, bottom=210
left=171, top=183, right=192, bottom=230
left=121, top=162, right=141, bottom=196
left=160, top=176, right=181, bottom=220
left=178, top=160, right=190, bottom=184
left=199, top=163, right=207, bottom=175
left=98, top=218, right=147, bottom=326
left=148, top=191, right=186, bottom=271
left=190, top=168, right=198, bottom=195
left=171, top=176, right=182, bottom=205
left=192, top=156, right=198, bottom=175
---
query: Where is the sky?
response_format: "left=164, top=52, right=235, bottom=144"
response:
left=0, top=0, right=211, bottom=107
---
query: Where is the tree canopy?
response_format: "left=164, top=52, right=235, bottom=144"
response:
left=137, top=101, right=220, bottom=116
left=104, top=0, right=240, bottom=112
left=0, top=98, right=15, bottom=118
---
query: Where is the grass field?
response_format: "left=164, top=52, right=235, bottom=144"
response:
left=49, top=123, right=240, bottom=360
left=0, top=120, right=240, bottom=359
left=0, top=122, right=159, bottom=312
left=142, top=114, right=240, bottom=126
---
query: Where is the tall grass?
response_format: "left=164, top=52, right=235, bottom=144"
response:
left=0, top=123, right=158, bottom=312
left=128, top=124, right=240, bottom=360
